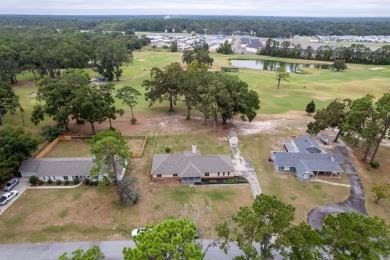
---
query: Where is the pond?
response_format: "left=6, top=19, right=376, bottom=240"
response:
left=230, top=59, right=330, bottom=72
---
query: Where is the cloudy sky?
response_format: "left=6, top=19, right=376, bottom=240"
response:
left=0, top=0, right=389, bottom=17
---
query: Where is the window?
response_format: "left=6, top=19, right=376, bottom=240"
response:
left=205, top=173, right=209, bottom=177
left=43, top=177, right=45, bottom=181
left=223, top=172, right=225, bottom=176
left=173, top=174, right=178, bottom=177
left=53, top=176, right=56, bottom=180
left=157, top=174, right=162, bottom=177
left=63, top=176, right=68, bottom=180
left=228, top=172, right=230, bottom=176
left=218, top=172, right=220, bottom=176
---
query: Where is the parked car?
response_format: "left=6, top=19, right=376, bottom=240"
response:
left=320, top=135, right=329, bottom=145
left=131, top=228, right=146, bottom=237
left=0, top=190, right=18, bottom=205
left=3, top=177, right=19, bottom=191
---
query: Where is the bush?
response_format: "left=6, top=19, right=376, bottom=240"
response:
left=165, top=147, right=171, bottom=153
left=370, top=160, right=380, bottom=169
left=40, top=125, right=62, bottom=141
left=130, top=118, right=137, bottom=124
left=56, top=180, right=61, bottom=185
left=208, top=180, right=218, bottom=184
left=117, top=176, right=140, bottom=205
left=64, top=180, right=69, bottom=185
left=73, top=179, right=80, bottom=185
left=37, top=180, right=44, bottom=185
left=84, top=178, right=90, bottom=185
left=47, top=178, right=53, bottom=184
left=29, top=175, right=38, bottom=185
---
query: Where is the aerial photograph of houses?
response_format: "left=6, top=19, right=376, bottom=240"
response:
left=0, top=0, right=389, bottom=259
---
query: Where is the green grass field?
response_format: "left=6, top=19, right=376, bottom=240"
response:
left=5, top=51, right=390, bottom=132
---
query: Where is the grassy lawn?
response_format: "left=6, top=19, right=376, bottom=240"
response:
left=5, top=51, right=390, bottom=133
left=0, top=133, right=253, bottom=243
left=352, top=145, right=390, bottom=223
left=43, top=141, right=92, bottom=158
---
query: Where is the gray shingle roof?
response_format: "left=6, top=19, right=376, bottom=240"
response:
left=151, top=153, right=234, bottom=177
left=18, top=158, right=93, bottom=177
left=273, top=152, right=342, bottom=173
left=247, top=39, right=262, bottom=49
left=293, top=135, right=322, bottom=153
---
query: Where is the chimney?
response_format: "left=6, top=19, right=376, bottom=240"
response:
left=192, top=144, right=197, bottom=154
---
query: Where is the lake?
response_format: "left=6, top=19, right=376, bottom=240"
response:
left=230, top=59, right=330, bottom=72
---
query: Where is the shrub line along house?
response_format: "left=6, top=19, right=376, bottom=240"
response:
left=151, top=145, right=235, bottom=183
left=272, top=135, right=343, bottom=181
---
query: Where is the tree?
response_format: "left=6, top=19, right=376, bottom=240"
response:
left=123, top=218, right=203, bottom=260
left=72, top=83, right=118, bottom=134
left=0, top=127, right=39, bottom=182
left=307, top=99, right=350, bottom=142
left=279, top=222, right=323, bottom=260
left=322, top=213, right=390, bottom=259
left=169, top=41, right=178, bottom=52
left=216, top=40, right=233, bottom=54
left=143, top=62, right=184, bottom=112
left=216, top=194, right=295, bottom=260
left=94, top=37, right=133, bottom=81
left=31, top=69, right=91, bottom=130
left=0, top=81, right=20, bottom=126
left=116, top=176, right=140, bottom=205
left=343, top=94, right=380, bottom=161
left=182, top=43, right=214, bottom=67
left=59, top=245, right=105, bottom=260
left=275, top=66, right=289, bottom=89
left=370, top=93, right=390, bottom=163
left=0, top=45, right=21, bottom=84
left=305, top=100, right=316, bottom=114
left=372, top=183, right=390, bottom=204
left=90, top=130, right=131, bottom=183
left=116, top=85, right=141, bottom=123
left=332, top=59, right=347, bottom=71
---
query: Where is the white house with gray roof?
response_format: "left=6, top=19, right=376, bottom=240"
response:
left=151, top=145, right=235, bottom=183
left=272, top=136, right=343, bottom=180
left=18, top=157, right=93, bottom=182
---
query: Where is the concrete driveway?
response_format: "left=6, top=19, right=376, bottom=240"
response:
left=0, top=178, right=29, bottom=216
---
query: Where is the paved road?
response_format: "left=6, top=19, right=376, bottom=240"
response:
left=307, top=146, right=368, bottom=230
left=0, top=240, right=244, bottom=260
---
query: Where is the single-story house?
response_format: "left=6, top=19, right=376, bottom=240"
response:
left=246, top=39, right=263, bottom=53
left=272, top=135, right=343, bottom=181
left=18, top=157, right=127, bottom=182
left=151, top=145, right=235, bottom=183
left=18, top=157, right=93, bottom=182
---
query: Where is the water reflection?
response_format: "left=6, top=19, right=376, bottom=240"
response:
left=230, top=60, right=330, bottom=72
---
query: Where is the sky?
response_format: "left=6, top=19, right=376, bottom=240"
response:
left=0, top=0, right=389, bottom=17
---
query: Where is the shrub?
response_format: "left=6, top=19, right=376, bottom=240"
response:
left=117, top=176, right=140, bottom=205
left=64, top=180, right=69, bottom=185
left=29, top=175, right=38, bottom=185
left=73, top=179, right=80, bottom=185
left=40, top=125, right=62, bottom=141
left=47, top=178, right=53, bottom=184
left=165, top=147, right=171, bottom=153
left=209, top=180, right=218, bottom=184
left=56, top=180, right=61, bottom=185
left=370, top=160, right=380, bottom=169
left=37, top=180, right=44, bottom=185
left=84, top=178, right=90, bottom=185
left=130, top=118, right=137, bottom=124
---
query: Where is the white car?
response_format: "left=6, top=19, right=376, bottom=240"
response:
left=0, top=190, right=18, bottom=206
left=131, top=228, right=145, bottom=237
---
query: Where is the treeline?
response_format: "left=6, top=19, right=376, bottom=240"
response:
left=260, top=39, right=390, bottom=65
left=0, top=27, right=150, bottom=84
left=2, top=15, right=390, bottom=37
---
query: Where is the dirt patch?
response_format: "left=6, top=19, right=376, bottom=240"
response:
left=30, top=92, right=37, bottom=97
left=369, top=67, right=386, bottom=71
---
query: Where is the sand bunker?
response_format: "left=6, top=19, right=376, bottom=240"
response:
left=369, top=67, right=386, bottom=71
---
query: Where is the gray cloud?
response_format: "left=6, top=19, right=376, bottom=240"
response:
left=0, top=0, right=389, bottom=16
